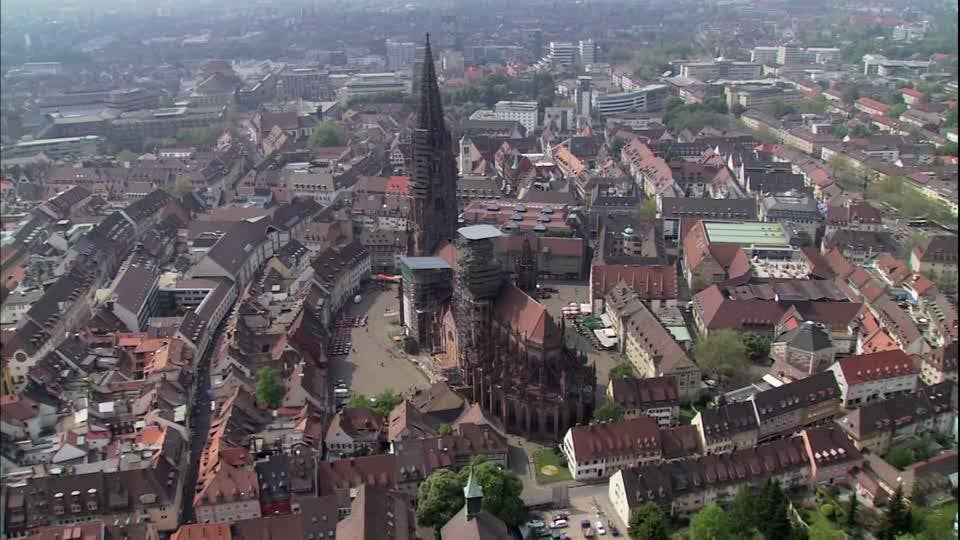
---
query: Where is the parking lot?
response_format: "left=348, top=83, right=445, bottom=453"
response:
left=526, top=483, right=628, bottom=538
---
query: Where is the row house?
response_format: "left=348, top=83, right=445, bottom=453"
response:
left=325, top=407, right=384, bottom=460
left=606, top=376, right=680, bottom=427
left=918, top=342, right=958, bottom=385
left=752, top=370, right=842, bottom=441
left=616, top=290, right=701, bottom=403
left=562, top=417, right=662, bottom=480
left=835, top=381, right=956, bottom=454
left=827, top=349, right=919, bottom=408
left=690, top=401, right=759, bottom=456
left=608, top=435, right=810, bottom=522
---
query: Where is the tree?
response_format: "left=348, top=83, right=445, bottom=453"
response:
left=609, top=362, right=635, bottom=380
left=592, top=402, right=624, bottom=423
left=610, top=137, right=627, bottom=156
left=842, top=86, right=860, bottom=105
left=730, top=486, right=757, bottom=531
left=845, top=492, right=859, bottom=530
left=731, top=103, right=746, bottom=116
left=936, top=141, right=958, bottom=157
left=693, top=329, right=750, bottom=384
left=761, top=480, right=793, bottom=540
left=607, top=46, right=634, bottom=64
left=255, top=367, right=284, bottom=409
left=877, top=484, right=911, bottom=539
left=741, top=332, right=771, bottom=361
left=754, top=126, right=779, bottom=144
left=416, top=469, right=465, bottom=529
left=885, top=447, right=916, bottom=469
left=850, top=124, right=871, bottom=138
left=163, top=179, right=194, bottom=198
left=832, top=124, right=849, bottom=139
left=628, top=502, right=670, bottom=540
left=437, top=423, right=453, bottom=436
left=348, top=389, right=404, bottom=418
left=689, top=504, right=736, bottom=540
left=456, top=456, right=525, bottom=528
left=946, top=107, right=958, bottom=128
left=635, top=198, right=659, bottom=219
left=886, top=103, right=908, bottom=118
left=308, top=123, right=346, bottom=148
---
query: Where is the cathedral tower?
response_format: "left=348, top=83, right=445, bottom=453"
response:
left=409, top=34, right=459, bottom=257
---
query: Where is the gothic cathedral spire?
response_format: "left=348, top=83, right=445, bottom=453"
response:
left=409, top=33, right=458, bottom=257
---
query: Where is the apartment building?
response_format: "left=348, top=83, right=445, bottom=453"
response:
left=751, top=370, right=842, bottom=440
left=827, top=350, right=919, bottom=408
left=493, top=100, right=538, bottom=133
left=562, top=417, right=662, bottom=480
left=606, top=377, right=680, bottom=427
left=690, top=401, right=759, bottom=455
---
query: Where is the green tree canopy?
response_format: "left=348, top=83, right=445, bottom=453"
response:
left=610, top=137, right=627, bottom=156
left=759, top=479, right=792, bottom=540
left=689, top=504, right=737, bottom=540
left=609, top=362, right=635, bottom=380
left=635, top=198, right=659, bottom=219
left=592, top=402, right=625, bottom=423
left=628, top=502, right=670, bottom=540
left=844, top=491, right=859, bottom=531
left=693, top=329, right=750, bottom=384
left=741, top=332, right=771, bottom=361
left=456, top=456, right=525, bottom=528
left=347, top=389, right=404, bottom=418
left=437, top=423, right=453, bottom=436
left=842, top=86, right=861, bottom=105
left=309, top=123, right=347, bottom=148
left=877, top=483, right=912, bottom=539
left=730, top=485, right=757, bottom=532
left=886, top=103, right=908, bottom=118
left=416, top=469, right=465, bottom=529
left=255, top=367, right=284, bottom=409
left=163, top=179, right=194, bottom=198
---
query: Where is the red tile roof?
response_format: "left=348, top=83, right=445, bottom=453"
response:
left=568, top=417, right=661, bottom=461
left=900, top=88, right=924, bottom=99
left=591, top=264, right=678, bottom=301
left=834, top=350, right=918, bottom=385
left=857, top=97, right=891, bottom=113
left=493, top=284, right=559, bottom=346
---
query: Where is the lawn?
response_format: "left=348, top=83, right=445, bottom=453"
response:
left=912, top=500, right=958, bottom=540
left=533, top=449, right=573, bottom=485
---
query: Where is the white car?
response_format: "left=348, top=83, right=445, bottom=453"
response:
left=596, top=521, right=606, bottom=535
left=550, top=519, right=568, bottom=529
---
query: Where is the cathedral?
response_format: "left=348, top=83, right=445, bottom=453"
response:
left=399, top=35, right=596, bottom=439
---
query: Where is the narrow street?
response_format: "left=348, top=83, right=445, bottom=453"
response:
left=179, top=310, right=233, bottom=524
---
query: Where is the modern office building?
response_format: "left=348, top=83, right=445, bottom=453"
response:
left=579, top=39, right=598, bottom=66
left=494, top=101, right=538, bottom=133
left=386, top=39, right=419, bottom=70
left=678, top=60, right=762, bottom=81
left=547, top=42, right=576, bottom=67
left=751, top=46, right=780, bottom=65
left=592, top=84, right=670, bottom=117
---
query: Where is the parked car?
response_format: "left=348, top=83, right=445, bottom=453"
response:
left=526, top=519, right=546, bottom=529
left=596, top=521, right=606, bottom=535
left=608, top=523, right=620, bottom=537
left=550, top=519, right=568, bottom=529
